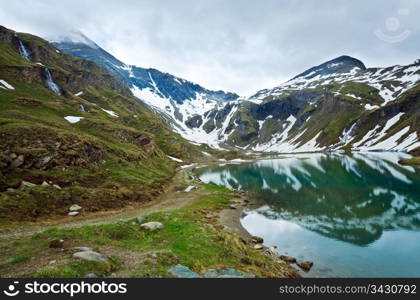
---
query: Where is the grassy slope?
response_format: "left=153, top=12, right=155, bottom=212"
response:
left=0, top=26, right=203, bottom=222
left=0, top=184, right=296, bottom=278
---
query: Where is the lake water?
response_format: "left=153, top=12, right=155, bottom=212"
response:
left=194, top=152, right=420, bottom=277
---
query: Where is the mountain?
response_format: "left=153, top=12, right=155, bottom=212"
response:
left=53, top=33, right=420, bottom=154
left=53, top=33, right=239, bottom=147
left=0, top=25, right=203, bottom=221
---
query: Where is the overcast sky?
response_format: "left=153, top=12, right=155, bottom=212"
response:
left=0, top=0, right=419, bottom=96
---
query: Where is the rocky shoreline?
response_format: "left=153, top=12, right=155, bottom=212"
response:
left=186, top=166, right=313, bottom=277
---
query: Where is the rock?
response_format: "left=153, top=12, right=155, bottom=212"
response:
left=6, top=188, right=15, bottom=192
left=69, top=204, right=82, bottom=212
left=73, top=246, right=92, bottom=252
left=49, top=239, right=64, bottom=248
left=84, top=273, right=98, bottom=278
left=169, top=265, right=199, bottom=278
left=19, top=180, right=36, bottom=189
left=140, top=221, right=164, bottom=231
left=10, top=155, right=24, bottom=169
left=296, top=260, right=314, bottom=272
left=251, top=236, right=264, bottom=244
left=184, top=185, right=196, bottom=192
left=244, top=199, right=250, bottom=203
left=254, top=243, right=264, bottom=250
left=49, top=260, right=57, bottom=265
left=35, top=156, right=52, bottom=169
left=68, top=211, right=79, bottom=216
left=203, top=269, right=255, bottom=278
left=73, top=251, right=108, bottom=262
left=229, top=204, right=237, bottom=209
left=279, top=255, right=297, bottom=263
left=53, top=184, right=62, bottom=190
left=41, top=181, right=50, bottom=187
left=268, top=246, right=278, bottom=255
left=9, top=153, right=17, bottom=159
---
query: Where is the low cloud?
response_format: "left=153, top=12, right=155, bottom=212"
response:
left=0, top=0, right=418, bottom=95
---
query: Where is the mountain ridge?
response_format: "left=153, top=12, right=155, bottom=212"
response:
left=43, top=30, right=420, bottom=154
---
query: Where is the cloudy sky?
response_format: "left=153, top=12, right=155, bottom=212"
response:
left=0, top=0, right=419, bottom=95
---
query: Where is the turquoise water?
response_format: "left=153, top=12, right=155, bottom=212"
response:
left=195, top=152, right=420, bottom=277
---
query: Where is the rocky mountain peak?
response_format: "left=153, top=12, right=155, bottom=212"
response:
left=291, top=55, right=366, bottom=80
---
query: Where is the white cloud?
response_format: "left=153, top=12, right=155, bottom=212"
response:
left=0, top=0, right=419, bottom=95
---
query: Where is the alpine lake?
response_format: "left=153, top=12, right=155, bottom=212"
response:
left=194, top=152, right=420, bottom=277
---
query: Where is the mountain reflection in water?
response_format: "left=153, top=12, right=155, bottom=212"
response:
left=195, top=152, right=420, bottom=246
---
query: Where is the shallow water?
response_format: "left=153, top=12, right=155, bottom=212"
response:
left=195, top=152, right=420, bottom=277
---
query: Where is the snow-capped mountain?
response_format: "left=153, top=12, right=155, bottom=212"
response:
left=53, top=33, right=239, bottom=147
left=54, top=35, right=420, bottom=154
left=250, top=55, right=420, bottom=107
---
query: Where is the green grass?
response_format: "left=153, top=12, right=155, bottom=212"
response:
left=0, top=184, right=294, bottom=278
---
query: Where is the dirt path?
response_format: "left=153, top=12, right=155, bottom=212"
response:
left=0, top=169, right=206, bottom=241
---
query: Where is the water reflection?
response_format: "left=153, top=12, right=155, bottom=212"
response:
left=195, top=153, right=420, bottom=246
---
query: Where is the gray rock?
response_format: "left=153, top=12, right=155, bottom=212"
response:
left=53, top=184, right=62, bottom=190
left=73, top=246, right=92, bottom=252
left=169, top=265, right=199, bottom=278
left=84, top=273, right=98, bottom=278
left=19, top=180, right=36, bottom=189
left=140, top=221, right=164, bottom=231
left=203, top=269, right=255, bottom=278
left=41, top=181, right=50, bottom=187
left=69, top=204, right=82, bottom=212
left=10, top=155, right=24, bottom=169
left=49, top=260, right=57, bottom=265
left=35, top=156, right=52, bottom=169
left=184, top=185, right=196, bottom=192
left=229, top=204, right=237, bottom=209
left=68, top=211, right=79, bottom=216
left=6, top=188, right=15, bottom=192
left=136, top=216, right=145, bottom=224
left=73, top=251, right=108, bottom=262
left=254, top=243, right=263, bottom=250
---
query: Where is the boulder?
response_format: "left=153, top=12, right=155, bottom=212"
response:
left=279, top=255, right=297, bottom=263
left=19, top=180, right=36, bottom=189
left=68, top=211, right=79, bottom=216
left=41, top=181, right=50, bottom=187
left=296, top=260, right=314, bottom=272
left=251, top=236, right=264, bottom=244
left=69, top=204, right=82, bottom=212
left=140, top=221, right=164, bottom=231
left=254, top=243, right=263, bottom=250
left=53, top=184, right=62, bottom=190
left=73, top=251, right=108, bottom=262
left=10, top=155, right=24, bottom=169
left=229, top=204, right=237, bottom=209
left=136, top=216, right=145, bottom=224
left=169, top=265, right=199, bottom=278
left=203, top=269, right=255, bottom=278
left=73, top=246, right=92, bottom=252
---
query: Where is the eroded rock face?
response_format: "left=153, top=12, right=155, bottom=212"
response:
left=185, top=115, right=203, bottom=129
